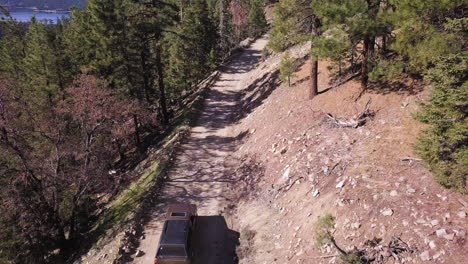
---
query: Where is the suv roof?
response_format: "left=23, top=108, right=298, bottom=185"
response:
left=160, top=220, right=190, bottom=245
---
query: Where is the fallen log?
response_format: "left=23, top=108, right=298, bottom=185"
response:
left=324, top=100, right=374, bottom=128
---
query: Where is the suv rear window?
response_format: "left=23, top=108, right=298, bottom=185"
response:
left=171, top=212, right=186, bottom=217
left=157, top=245, right=187, bottom=257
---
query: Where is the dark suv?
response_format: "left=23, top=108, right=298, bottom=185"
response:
left=154, top=204, right=197, bottom=264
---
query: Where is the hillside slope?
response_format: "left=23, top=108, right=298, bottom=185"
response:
left=227, top=42, right=468, bottom=263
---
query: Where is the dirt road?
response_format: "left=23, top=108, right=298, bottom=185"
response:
left=133, top=36, right=268, bottom=264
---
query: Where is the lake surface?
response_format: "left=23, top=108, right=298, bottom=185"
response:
left=1, top=7, right=70, bottom=23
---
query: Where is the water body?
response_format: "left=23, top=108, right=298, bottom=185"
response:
left=1, top=7, right=70, bottom=23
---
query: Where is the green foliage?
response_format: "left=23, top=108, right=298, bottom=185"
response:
left=279, top=52, right=297, bottom=86
left=340, top=253, right=364, bottom=264
left=415, top=52, right=468, bottom=193
left=267, top=0, right=306, bottom=52
left=369, top=59, right=404, bottom=82
left=166, top=0, right=218, bottom=94
left=389, top=0, right=465, bottom=74
left=248, top=0, right=267, bottom=37
left=314, top=213, right=336, bottom=246
left=23, top=18, right=73, bottom=98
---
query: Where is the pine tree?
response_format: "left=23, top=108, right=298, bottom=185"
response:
left=312, top=0, right=391, bottom=92
left=166, top=0, right=218, bottom=94
left=23, top=18, right=73, bottom=100
left=415, top=52, right=467, bottom=193
left=216, top=0, right=236, bottom=56
left=268, top=0, right=321, bottom=98
left=279, top=52, right=297, bottom=87
left=388, top=0, right=465, bottom=74
left=0, top=18, right=27, bottom=81
left=248, top=0, right=267, bottom=37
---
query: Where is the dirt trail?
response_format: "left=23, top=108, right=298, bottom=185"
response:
left=133, top=36, right=268, bottom=264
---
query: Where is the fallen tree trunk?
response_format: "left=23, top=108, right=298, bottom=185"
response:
left=324, top=100, right=374, bottom=128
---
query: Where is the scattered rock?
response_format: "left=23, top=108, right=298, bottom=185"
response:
left=312, top=189, right=320, bottom=197
left=279, top=167, right=291, bottom=184
left=444, top=233, right=455, bottom=241
left=436, top=229, right=447, bottom=238
left=435, top=229, right=454, bottom=240
left=420, top=251, right=431, bottom=261
left=381, top=209, right=394, bottom=216
left=336, top=179, right=346, bottom=189
left=444, top=213, right=451, bottom=221
left=280, top=147, right=287, bottom=155
left=457, top=211, right=466, bottom=219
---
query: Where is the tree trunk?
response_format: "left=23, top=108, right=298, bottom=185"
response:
left=309, top=17, right=321, bottom=99
left=155, top=46, right=169, bottom=125
left=309, top=56, right=318, bottom=99
left=369, top=37, right=375, bottom=56
left=140, top=42, right=151, bottom=103
left=330, top=236, right=348, bottom=256
left=361, top=37, right=370, bottom=92
left=382, top=35, right=387, bottom=53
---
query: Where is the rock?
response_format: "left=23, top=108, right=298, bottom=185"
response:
left=250, top=129, right=256, bottom=134
left=416, top=219, right=426, bottom=225
left=420, top=251, right=431, bottom=261
left=280, top=147, right=287, bottom=155
left=407, top=187, right=416, bottom=194
left=135, top=250, right=144, bottom=257
left=279, top=167, right=291, bottom=184
left=444, top=233, right=455, bottom=240
left=444, top=213, right=451, bottom=220
left=336, top=179, right=346, bottom=189
left=390, top=190, right=398, bottom=197
left=429, top=241, right=436, bottom=249
left=381, top=209, right=394, bottom=216
left=436, top=229, right=447, bottom=238
left=312, top=189, right=320, bottom=197
left=350, top=222, right=361, bottom=229
left=457, top=211, right=466, bottom=219
left=430, top=220, right=439, bottom=226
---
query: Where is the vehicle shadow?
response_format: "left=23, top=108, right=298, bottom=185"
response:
left=192, top=216, right=239, bottom=264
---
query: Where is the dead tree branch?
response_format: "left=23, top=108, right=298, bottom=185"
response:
left=324, top=100, right=374, bottom=128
